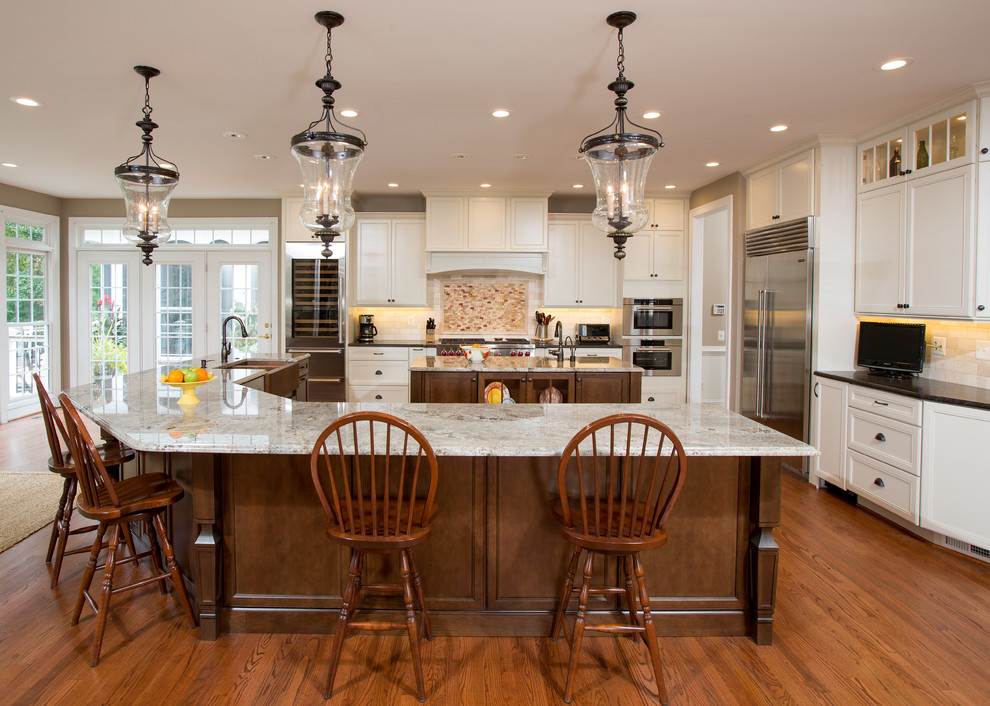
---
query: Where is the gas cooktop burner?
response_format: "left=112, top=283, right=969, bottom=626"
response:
left=436, top=336, right=536, bottom=357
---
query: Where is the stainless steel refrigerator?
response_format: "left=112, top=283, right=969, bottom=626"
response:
left=742, top=217, right=814, bottom=475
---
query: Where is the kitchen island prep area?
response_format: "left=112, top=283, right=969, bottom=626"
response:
left=65, top=366, right=815, bottom=645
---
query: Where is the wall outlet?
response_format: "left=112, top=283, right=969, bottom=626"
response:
left=932, top=336, right=946, bottom=356
left=717, top=330, right=725, bottom=342
left=977, top=346, right=990, bottom=361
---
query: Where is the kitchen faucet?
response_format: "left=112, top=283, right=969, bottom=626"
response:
left=553, top=321, right=564, bottom=364
left=221, top=315, right=248, bottom=364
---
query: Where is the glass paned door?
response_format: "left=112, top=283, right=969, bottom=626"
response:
left=209, top=252, right=273, bottom=362
left=5, top=250, right=49, bottom=409
left=75, top=251, right=142, bottom=386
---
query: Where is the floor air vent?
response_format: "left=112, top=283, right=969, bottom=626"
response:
left=943, top=535, right=990, bottom=563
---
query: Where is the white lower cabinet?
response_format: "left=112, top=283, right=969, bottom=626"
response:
left=921, top=401, right=990, bottom=548
left=641, top=376, right=685, bottom=404
left=811, top=376, right=847, bottom=488
left=347, top=346, right=409, bottom=402
left=846, top=450, right=920, bottom=524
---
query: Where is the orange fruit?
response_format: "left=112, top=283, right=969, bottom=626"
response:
left=166, top=369, right=185, bottom=383
left=195, top=368, right=210, bottom=381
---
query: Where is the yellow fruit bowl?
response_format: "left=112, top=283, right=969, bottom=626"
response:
left=160, top=373, right=215, bottom=406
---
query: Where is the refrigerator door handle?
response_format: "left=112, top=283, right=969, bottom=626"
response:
left=762, top=289, right=775, bottom=419
left=756, top=289, right=765, bottom=417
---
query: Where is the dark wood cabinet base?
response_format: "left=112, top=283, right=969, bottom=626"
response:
left=155, top=451, right=780, bottom=644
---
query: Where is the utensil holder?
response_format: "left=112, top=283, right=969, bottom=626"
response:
left=535, top=323, right=548, bottom=339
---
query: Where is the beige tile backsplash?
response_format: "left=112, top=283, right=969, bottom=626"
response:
left=441, top=281, right=528, bottom=333
left=922, top=320, right=990, bottom=389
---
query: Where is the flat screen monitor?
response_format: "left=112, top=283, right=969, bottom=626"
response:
left=856, top=321, right=926, bottom=375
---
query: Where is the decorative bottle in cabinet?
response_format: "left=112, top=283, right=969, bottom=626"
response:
left=916, top=140, right=929, bottom=169
left=889, top=147, right=901, bottom=177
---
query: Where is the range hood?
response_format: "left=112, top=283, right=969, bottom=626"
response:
left=425, top=251, right=546, bottom=275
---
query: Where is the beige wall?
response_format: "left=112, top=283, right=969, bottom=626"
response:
left=689, top=172, right=746, bottom=409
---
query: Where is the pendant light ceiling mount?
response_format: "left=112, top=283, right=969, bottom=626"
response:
left=291, top=10, right=367, bottom=259
left=580, top=11, right=664, bottom=260
left=114, top=65, right=180, bottom=266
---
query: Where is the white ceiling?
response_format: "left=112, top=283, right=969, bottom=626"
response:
left=2, top=0, right=990, bottom=201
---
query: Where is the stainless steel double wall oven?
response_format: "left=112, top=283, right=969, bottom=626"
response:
left=622, top=298, right=684, bottom=376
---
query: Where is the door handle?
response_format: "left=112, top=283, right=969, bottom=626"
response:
left=259, top=334, right=271, bottom=340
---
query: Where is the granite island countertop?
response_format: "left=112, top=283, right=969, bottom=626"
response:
left=408, top=355, right=638, bottom=372
left=65, top=367, right=816, bottom=459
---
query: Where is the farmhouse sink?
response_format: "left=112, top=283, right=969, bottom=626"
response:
left=217, top=358, right=291, bottom=371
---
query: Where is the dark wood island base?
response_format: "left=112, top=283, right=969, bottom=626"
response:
left=153, top=450, right=781, bottom=645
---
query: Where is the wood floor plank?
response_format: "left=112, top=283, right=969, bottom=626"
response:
left=1, top=413, right=989, bottom=704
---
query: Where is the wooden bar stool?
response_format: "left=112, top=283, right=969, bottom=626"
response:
left=34, top=373, right=135, bottom=588
left=309, top=411, right=439, bottom=702
left=59, top=393, right=197, bottom=667
left=549, top=413, right=687, bottom=704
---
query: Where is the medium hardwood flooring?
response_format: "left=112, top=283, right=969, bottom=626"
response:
left=0, top=414, right=988, bottom=705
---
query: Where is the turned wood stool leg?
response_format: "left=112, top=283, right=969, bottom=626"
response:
left=622, top=555, right=641, bottom=641
left=563, top=550, right=595, bottom=704
left=400, top=549, right=426, bottom=703
left=47, top=476, right=72, bottom=563
left=146, top=519, right=167, bottom=595
left=407, top=548, right=432, bottom=641
left=152, top=514, right=197, bottom=626
left=325, top=549, right=361, bottom=699
left=90, top=523, right=122, bottom=666
left=551, top=545, right=582, bottom=642
left=72, top=523, right=106, bottom=625
left=50, top=478, right=78, bottom=588
left=633, top=553, right=668, bottom=705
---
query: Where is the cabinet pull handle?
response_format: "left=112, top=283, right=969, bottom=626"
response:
left=813, top=381, right=820, bottom=398
left=373, top=352, right=385, bottom=355
left=873, top=400, right=889, bottom=406
left=375, top=370, right=383, bottom=375
left=875, top=432, right=886, bottom=442
left=648, top=396, right=655, bottom=402
left=375, top=394, right=383, bottom=400
left=873, top=477, right=885, bottom=488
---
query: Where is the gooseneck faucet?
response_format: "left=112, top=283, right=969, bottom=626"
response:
left=221, top=315, right=248, bottom=364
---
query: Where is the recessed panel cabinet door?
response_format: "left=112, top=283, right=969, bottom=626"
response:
left=355, top=220, right=390, bottom=305
left=578, top=222, right=617, bottom=307
left=390, top=220, right=427, bottom=306
left=545, top=222, right=579, bottom=306
left=906, top=166, right=972, bottom=317
left=855, top=185, right=903, bottom=315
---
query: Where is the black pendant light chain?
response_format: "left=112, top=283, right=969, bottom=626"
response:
left=616, top=25, right=626, bottom=80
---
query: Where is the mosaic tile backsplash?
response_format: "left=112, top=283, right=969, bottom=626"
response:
left=442, top=281, right=527, bottom=333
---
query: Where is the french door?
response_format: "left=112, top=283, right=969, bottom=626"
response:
left=74, top=250, right=274, bottom=385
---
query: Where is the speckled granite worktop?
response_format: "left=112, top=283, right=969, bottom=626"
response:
left=408, top=356, right=637, bottom=372
left=64, top=367, right=815, bottom=459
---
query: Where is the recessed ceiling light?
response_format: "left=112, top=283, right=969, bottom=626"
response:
left=450, top=153, right=470, bottom=160
left=387, top=183, right=399, bottom=188
left=491, top=109, right=510, bottom=118
left=706, top=161, right=720, bottom=167
left=222, top=131, right=247, bottom=139
left=11, top=97, right=41, bottom=107
left=572, top=184, right=584, bottom=189
left=664, top=184, right=676, bottom=189
left=480, top=183, right=492, bottom=188
left=642, top=111, right=663, bottom=120
left=340, top=109, right=358, bottom=118
left=511, top=154, right=528, bottom=160
left=254, top=154, right=274, bottom=160
left=770, top=124, right=789, bottom=132
left=1, top=162, right=18, bottom=168
left=879, top=58, right=912, bottom=71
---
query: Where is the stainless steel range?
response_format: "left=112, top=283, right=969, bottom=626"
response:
left=437, top=337, right=536, bottom=357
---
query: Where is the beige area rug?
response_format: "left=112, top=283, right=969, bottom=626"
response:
left=0, top=471, right=62, bottom=553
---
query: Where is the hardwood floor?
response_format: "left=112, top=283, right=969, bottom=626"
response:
left=0, top=414, right=988, bottom=705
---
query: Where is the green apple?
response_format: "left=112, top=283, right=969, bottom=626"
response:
left=183, top=369, right=200, bottom=382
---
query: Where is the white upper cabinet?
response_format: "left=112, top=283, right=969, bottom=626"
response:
left=354, top=215, right=427, bottom=307
left=545, top=217, right=617, bottom=307
left=424, top=193, right=549, bottom=251
left=746, top=148, right=815, bottom=230
left=623, top=198, right=686, bottom=282
left=980, top=95, right=990, bottom=162
left=859, top=128, right=911, bottom=192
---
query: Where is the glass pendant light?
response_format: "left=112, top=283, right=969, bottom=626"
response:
left=114, top=66, right=179, bottom=266
left=291, top=11, right=367, bottom=259
left=579, top=12, right=664, bottom=259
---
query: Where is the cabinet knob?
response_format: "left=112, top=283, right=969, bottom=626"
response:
left=576, top=377, right=582, bottom=382
left=471, top=377, right=477, bottom=382
left=873, top=477, right=885, bottom=488
left=978, top=305, right=986, bottom=311
left=982, top=148, right=989, bottom=155
left=904, top=169, right=913, bottom=174
left=375, top=370, right=383, bottom=375
left=874, top=432, right=886, bottom=442
left=648, top=396, right=655, bottom=402
left=375, top=394, right=383, bottom=400
left=903, top=303, right=910, bottom=309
